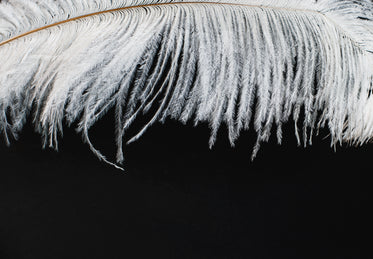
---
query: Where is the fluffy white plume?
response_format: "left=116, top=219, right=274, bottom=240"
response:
left=0, top=0, right=373, bottom=169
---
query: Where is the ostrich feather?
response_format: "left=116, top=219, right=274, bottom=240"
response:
left=0, top=0, right=373, bottom=170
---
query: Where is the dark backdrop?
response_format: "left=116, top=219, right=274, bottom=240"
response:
left=0, top=110, right=365, bottom=258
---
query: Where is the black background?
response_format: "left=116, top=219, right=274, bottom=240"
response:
left=0, top=109, right=366, bottom=258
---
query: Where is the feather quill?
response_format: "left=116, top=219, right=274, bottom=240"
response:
left=0, top=0, right=373, bottom=169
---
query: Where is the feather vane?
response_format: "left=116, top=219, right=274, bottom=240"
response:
left=0, top=0, right=373, bottom=169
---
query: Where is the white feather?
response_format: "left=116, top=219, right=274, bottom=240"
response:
left=0, top=0, right=372, bottom=169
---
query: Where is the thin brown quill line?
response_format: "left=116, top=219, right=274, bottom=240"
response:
left=0, top=1, right=319, bottom=47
